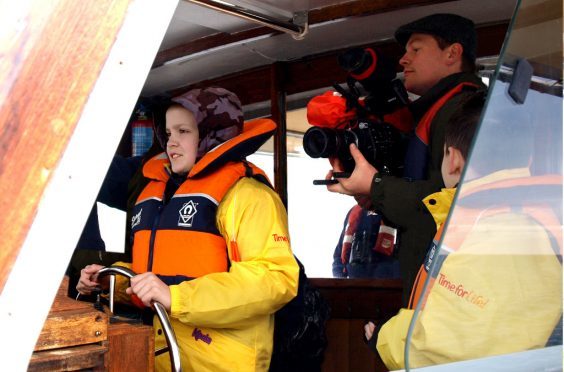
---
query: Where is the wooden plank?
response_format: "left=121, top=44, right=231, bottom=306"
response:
left=34, top=305, right=108, bottom=352
left=34, top=277, right=108, bottom=352
left=307, top=0, right=453, bottom=24
left=28, top=344, right=107, bottom=372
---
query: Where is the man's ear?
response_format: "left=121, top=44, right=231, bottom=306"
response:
left=445, top=43, right=463, bottom=65
left=447, top=146, right=464, bottom=175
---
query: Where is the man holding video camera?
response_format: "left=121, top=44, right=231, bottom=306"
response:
left=326, top=13, right=486, bottom=305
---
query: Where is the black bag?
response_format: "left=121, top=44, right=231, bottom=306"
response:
left=269, top=258, right=331, bottom=372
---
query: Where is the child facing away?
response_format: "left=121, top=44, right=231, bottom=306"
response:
left=77, top=87, right=299, bottom=371
left=365, top=90, right=562, bottom=369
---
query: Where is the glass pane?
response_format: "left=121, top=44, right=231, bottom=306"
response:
left=286, top=138, right=353, bottom=278
left=406, top=0, right=563, bottom=369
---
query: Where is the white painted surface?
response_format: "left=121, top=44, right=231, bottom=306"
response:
left=0, top=1, right=179, bottom=369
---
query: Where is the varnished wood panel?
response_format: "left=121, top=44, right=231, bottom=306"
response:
left=107, top=322, right=155, bottom=372
left=0, top=0, right=131, bottom=292
left=34, top=277, right=108, bottom=352
left=313, top=278, right=403, bottom=320
left=34, top=303, right=108, bottom=352
left=312, top=279, right=403, bottom=372
left=322, top=319, right=351, bottom=372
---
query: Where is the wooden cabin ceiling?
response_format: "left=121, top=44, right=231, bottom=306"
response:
left=141, top=0, right=517, bottom=100
left=152, top=0, right=457, bottom=67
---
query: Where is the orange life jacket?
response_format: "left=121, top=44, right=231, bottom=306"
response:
left=415, top=82, right=480, bottom=145
left=404, top=81, right=480, bottom=180
left=444, top=174, right=563, bottom=255
left=130, top=119, right=274, bottom=285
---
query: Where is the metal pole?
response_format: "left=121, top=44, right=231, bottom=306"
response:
left=186, top=0, right=308, bottom=39
left=98, top=266, right=183, bottom=372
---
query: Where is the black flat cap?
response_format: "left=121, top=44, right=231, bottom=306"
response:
left=395, top=13, right=477, bottom=62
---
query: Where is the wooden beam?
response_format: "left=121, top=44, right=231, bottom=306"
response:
left=307, top=0, right=453, bottom=23
left=271, top=63, right=289, bottom=208
left=153, top=0, right=455, bottom=68
left=152, top=28, right=276, bottom=68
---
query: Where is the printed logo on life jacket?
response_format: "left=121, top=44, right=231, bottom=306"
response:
left=131, top=208, right=142, bottom=229
left=438, top=273, right=489, bottom=309
left=178, top=200, right=198, bottom=227
left=424, top=243, right=437, bottom=272
left=272, top=233, right=289, bottom=243
left=192, top=328, right=212, bottom=344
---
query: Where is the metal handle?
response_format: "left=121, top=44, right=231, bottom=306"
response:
left=97, top=266, right=182, bottom=372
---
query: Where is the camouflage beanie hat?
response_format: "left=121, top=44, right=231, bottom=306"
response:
left=172, top=87, right=244, bottom=158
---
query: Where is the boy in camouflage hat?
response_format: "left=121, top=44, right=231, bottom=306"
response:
left=78, top=87, right=299, bottom=371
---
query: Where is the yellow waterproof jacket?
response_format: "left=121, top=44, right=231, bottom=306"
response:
left=377, top=170, right=562, bottom=370
left=162, top=177, right=299, bottom=372
left=376, top=187, right=453, bottom=369
left=115, top=119, right=299, bottom=371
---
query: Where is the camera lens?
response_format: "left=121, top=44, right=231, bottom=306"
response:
left=338, top=48, right=371, bottom=74
left=303, top=127, right=338, bottom=158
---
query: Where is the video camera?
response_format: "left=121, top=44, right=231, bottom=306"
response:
left=303, top=47, right=409, bottom=182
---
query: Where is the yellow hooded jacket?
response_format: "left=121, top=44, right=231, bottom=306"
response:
left=115, top=119, right=299, bottom=371
left=377, top=170, right=562, bottom=369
